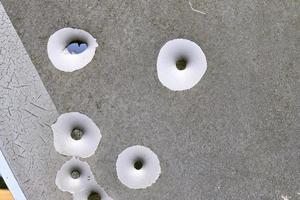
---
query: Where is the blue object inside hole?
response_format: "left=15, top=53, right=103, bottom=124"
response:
left=67, top=41, right=88, bottom=54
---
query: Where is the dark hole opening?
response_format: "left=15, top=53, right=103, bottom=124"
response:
left=134, top=159, right=144, bottom=170
left=71, top=169, right=81, bottom=179
left=176, top=58, right=188, bottom=70
left=88, top=191, right=101, bottom=200
left=71, top=128, right=84, bottom=140
left=68, top=40, right=86, bottom=45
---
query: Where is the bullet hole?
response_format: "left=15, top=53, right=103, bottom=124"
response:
left=71, top=128, right=84, bottom=140
left=157, top=39, right=207, bottom=91
left=88, top=191, right=101, bottom=200
left=176, top=58, right=188, bottom=70
left=134, top=159, right=144, bottom=170
left=71, top=169, right=81, bottom=179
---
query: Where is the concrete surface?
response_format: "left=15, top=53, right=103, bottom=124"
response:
left=1, top=0, right=300, bottom=199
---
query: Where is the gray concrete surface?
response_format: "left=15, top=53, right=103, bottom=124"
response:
left=1, top=0, right=300, bottom=199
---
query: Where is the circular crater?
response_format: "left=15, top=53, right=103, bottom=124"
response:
left=51, top=112, right=102, bottom=158
left=55, top=158, right=94, bottom=194
left=73, top=181, right=113, bottom=200
left=157, top=38, right=207, bottom=91
left=116, top=145, right=161, bottom=189
left=47, top=27, right=98, bottom=72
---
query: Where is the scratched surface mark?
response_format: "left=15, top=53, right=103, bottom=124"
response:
left=0, top=3, right=70, bottom=200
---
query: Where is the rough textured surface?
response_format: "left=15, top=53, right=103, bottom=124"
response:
left=1, top=0, right=300, bottom=199
left=0, top=3, right=70, bottom=200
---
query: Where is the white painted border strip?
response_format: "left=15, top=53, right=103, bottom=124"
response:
left=0, top=150, right=27, bottom=200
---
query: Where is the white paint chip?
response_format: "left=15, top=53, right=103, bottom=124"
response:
left=47, top=27, right=98, bottom=72
left=157, top=38, right=207, bottom=91
left=116, top=145, right=161, bottom=189
left=52, top=112, right=102, bottom=158
left=55, top=158, right=94, bottom=194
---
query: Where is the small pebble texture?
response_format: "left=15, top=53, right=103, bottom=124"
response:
left=1, top=0, right=300, bottom=200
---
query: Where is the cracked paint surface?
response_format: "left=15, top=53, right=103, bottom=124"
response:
left=0, top=3, right=70, bottom=200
